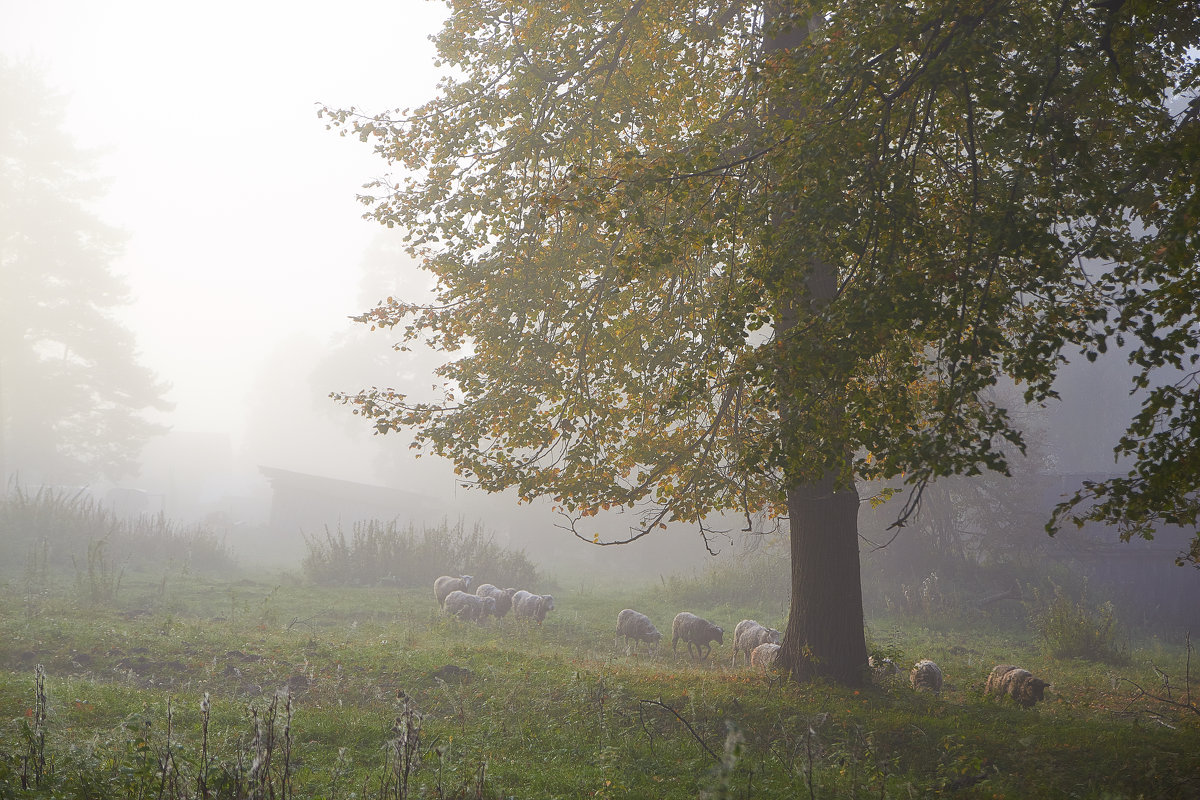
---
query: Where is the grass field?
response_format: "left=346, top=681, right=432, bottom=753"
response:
left=2, top=566, right=1198, bottom=800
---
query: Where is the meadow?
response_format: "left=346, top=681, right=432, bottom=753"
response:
left=2, top=563, right=1199, bottom=799
left=1, top=488, right=1198, bottom=798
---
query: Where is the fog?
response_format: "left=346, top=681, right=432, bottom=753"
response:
left=0, top=3, right=1182, bottom=589
left=0, top=2, right=724, bottom=577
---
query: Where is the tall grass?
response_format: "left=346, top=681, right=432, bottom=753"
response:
left=301, top=518, right=540, bottom=589
left=0, top=485, right=235, bottom=580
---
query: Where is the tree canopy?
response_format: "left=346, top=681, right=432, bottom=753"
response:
left=0, top=59, right=171, bottom=485
left=328, top=0, right=1199, bottom=681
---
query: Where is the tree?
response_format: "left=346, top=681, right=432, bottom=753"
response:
left=0, top=59, right=171, bottom=485
left=327, top=1, right=1200, bottom=684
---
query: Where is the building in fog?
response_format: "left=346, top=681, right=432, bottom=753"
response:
left=259, top=466, right=444, bottom=536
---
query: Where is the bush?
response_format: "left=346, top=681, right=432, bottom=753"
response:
left=0, top=485, right=235, bottom=580
left=301, top=518, right=540, bottom=590
left=1029, top=583, right=1129, bottom=663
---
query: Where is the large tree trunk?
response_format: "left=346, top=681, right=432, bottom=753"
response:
left=766, top=3, right=868, bottom=687
left=781, top=477, right=868, bottom=685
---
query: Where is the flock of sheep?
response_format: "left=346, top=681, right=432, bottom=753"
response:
left=434, top=575, right=555, bottom=624
left=434, top=578, right=1049, bottom=707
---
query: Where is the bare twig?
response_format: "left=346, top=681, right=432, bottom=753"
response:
left=638, top=699, right=720, bottom=763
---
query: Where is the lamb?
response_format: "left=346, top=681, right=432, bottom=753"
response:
left=671, top=612, right=724, bottom=661
left=910, top=659, right=944, bottom=692
left=616, top=609, right=663, bottom=653
left=442, top=590, right=496, bottom=623
left=732, top=619, right=781, bottom=667
left=511, top=590, right=555, bottom=623
left=434, top=575, right=473, bottom=607
left=475, top=584, right=517, bottom=617
left=985, top=664, right=1049, bottom=707
left=750, top=642, right=781, bottom=670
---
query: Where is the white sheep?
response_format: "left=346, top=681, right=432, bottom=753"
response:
left=616, top=609, right=663, bottom=653
left=732, top=619, right=781, bottom=667
left=750, top=642, right=781, bottom=670
left=868, top=655, right=901, bottom=676
left=910, top=659, right=944, bottom=693
left=442, top=590, right=496, bottom=623
left=511, top=590, right=555, bottom=623
left=671, top=612, right=724, bottom=661
left=985, top=664, right=1049, bottom=707
left=475, top=584, right=517, bottom=617
left=434, top=575, right=473, bottom=607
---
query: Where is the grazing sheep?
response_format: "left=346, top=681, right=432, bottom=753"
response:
left=442, top=590, right=496, bottom=623
left=616, top=609, right=663, bottom=653
left=434, top=575, right=473, bottom=607
left=671, top=612, right=724, bottom=661
left=750, top=642, right=781, bottom=670
left=985, top=664, right=1049, bottom=707
left=910, top=659, right=944, bottom=692
left=476, top=584, right=517, bottom=617
left=511, top=590, right=555, bottom=623
left=869, top=655, right=901, bottom=676
left=732, top=619, right=781, bottom=666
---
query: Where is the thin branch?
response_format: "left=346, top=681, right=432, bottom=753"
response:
left=638, top=699, right=721, bottom=763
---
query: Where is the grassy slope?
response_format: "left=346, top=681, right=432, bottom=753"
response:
left=1, top=573, right=1198, bottom=799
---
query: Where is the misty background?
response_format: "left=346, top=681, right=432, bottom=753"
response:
left=0, top=1, right=1173, bottom=587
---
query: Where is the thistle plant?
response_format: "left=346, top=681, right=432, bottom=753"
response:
left=388, top=690, right=423, bottom=800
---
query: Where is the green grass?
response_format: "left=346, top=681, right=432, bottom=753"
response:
left=1, top=571, right=1198, bottom=799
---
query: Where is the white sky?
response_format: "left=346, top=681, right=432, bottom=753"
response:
left=0, top=0, right=446, bottom=443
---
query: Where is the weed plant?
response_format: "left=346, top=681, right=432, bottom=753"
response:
left=0, top=485, right=234, bottom=585
left=301, top=518, right=540, bottom=589
left=1029, top=583, right=1130, bottom=663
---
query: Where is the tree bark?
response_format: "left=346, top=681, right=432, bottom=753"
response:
left=767, top=2, right=869, bottom=686
left=782, top=477, right=868, bottom=685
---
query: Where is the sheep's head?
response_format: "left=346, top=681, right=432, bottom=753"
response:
left=461, top=575, right=474, bottom=590
left=715, top=626, right=725, bottom=644
left=1025, top=678, right=1049, bottom=706
left=543, top=595, right=555, bottom=611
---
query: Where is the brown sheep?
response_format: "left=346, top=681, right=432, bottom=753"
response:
left=985, top=664, right=1049, bottom=707
left=671, top=612, right=724, bottom=661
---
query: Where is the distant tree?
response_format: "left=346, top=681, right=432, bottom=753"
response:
left=0, top=59, right=170, bottom=485
left=328, top=1, right=1199, bottom=683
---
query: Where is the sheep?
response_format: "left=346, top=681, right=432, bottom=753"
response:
left=442, top=590, right=496, bottom=623
left=869, top=655, right=901, bottom=676
left=475, top=584, right=517, bottom=617
left=910, top=659, right=944, bottom=692
left=750, top=642, right=781, bottom=670
left=434, top=575, right=473, bottom=607
left=511, top=590, right=555, bottom=623
left=616, top=609, right=663, bottom=653
left=985, top=664, right=1049, bottom=707
left=671, top=612, right=724, bottom=661
left=732, top=619, right=781, bottom=667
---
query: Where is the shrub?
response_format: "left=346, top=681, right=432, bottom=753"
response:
left=0, top=485, right=235, bottom=580
left=1029, top=583, right=1129, bottom=663
left=302, top=518, right=540, bottom=590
